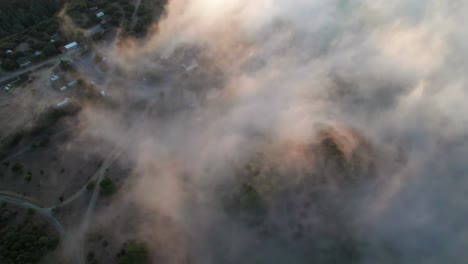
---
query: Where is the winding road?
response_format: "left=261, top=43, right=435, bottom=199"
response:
left=0, top=194, right=65, bottom=236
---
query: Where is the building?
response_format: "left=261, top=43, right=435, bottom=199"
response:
left=63, top=42, right=78, bottom=52
left=67, top=80, right=78, bottom=87
left=56, top=98, right=70, bottom=107
left=16, top=57, right=31, bottom=67
left=96, top=12, right=105, bottom=18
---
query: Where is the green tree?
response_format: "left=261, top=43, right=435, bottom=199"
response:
left=43, top=43, right=58, bottom=56
left=99, top=177, right=116, bottom=195
left=86, top=181, right=95, bottom=191
left=24, top=175, right=32, bottom=182
left=118, top=241, right=149, bottom=264
left=11, top=163, right=24, bottom=174
left=1, top=58, right=18, bottom=71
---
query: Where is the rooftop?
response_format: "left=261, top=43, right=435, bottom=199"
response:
left=64, top=42, right=78, bottom=49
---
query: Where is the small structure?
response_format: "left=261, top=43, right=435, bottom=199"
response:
left=56, top=98, right=70, bottom=107
left=6, top=49, right=13, bottom=54
left=34, top=51, right=43, bottom=56
left=60, top=86, right=68, bottom=92
left=67, top=80, right=78, bottom=87
left=63, top=42, right=78, bottom=53
left=50, top=33, right=64, bottom=43
left=16, top=57, right=31, bottom=67
left=96, top=12, right=105, bottom=18
left=51, top=75, right=59, bottom=82
left=182, top=60, right=199, bottom=72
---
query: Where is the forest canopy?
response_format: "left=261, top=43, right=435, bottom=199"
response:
left=0, top=0, right=61, bottom=39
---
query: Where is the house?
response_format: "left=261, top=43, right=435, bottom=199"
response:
left=50, top=33, right=64, bottom=43
left=56, top=98, right=70, bottom=107
left=63, top=42, right=78, bottom=52
left=6, top=49, right=13, bottom=54
left=67, top=80, right=78, bottom=87
left=16, top=57, right=31, bottom=67
left=34, top=51, right=43, bottom=56
left=96, top=12, right=105, bottom=18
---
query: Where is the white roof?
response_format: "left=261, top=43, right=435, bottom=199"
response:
left=57, top=98, right=70, bottom=107
left=96, top=12, right=104, bottom=18
left=64, top=42, right=78, bottom=49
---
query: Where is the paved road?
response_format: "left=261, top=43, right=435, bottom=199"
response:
left=0, top=48, right=85, bottom=84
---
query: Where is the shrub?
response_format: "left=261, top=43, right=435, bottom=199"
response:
left=99, top=177, right=116, bottom=195
left=11, top=163, right=24, bottom=174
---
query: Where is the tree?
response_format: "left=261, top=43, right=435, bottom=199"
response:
left=86, top=181, right=95, bottom=191
left=111, top=12, right=121, bottom=26
left=43, top=43, right=58, bottom=56
left=104, top=5, right=118, bottom=15
left=31, top=41, right=47, bottom=51
left=1, top=58, right=18, bottom=71
left=99, top=177, right=116, bottom=195
left=11, top=163, right=24, bottom=174
left=0, top=0, right=59, bottom=39
left=59, top=60, right=74, bottom=71
left=0, top=220, right=59, bottom=263
left=118, top=241, right=149, bottom=264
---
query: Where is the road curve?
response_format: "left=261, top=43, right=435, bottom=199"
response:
left=0, top=194, right=84, bottom=264
left=0, top=194, right=65, bottom=236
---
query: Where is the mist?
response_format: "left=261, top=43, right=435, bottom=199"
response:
left=60, top=0, right=468, bottom=263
